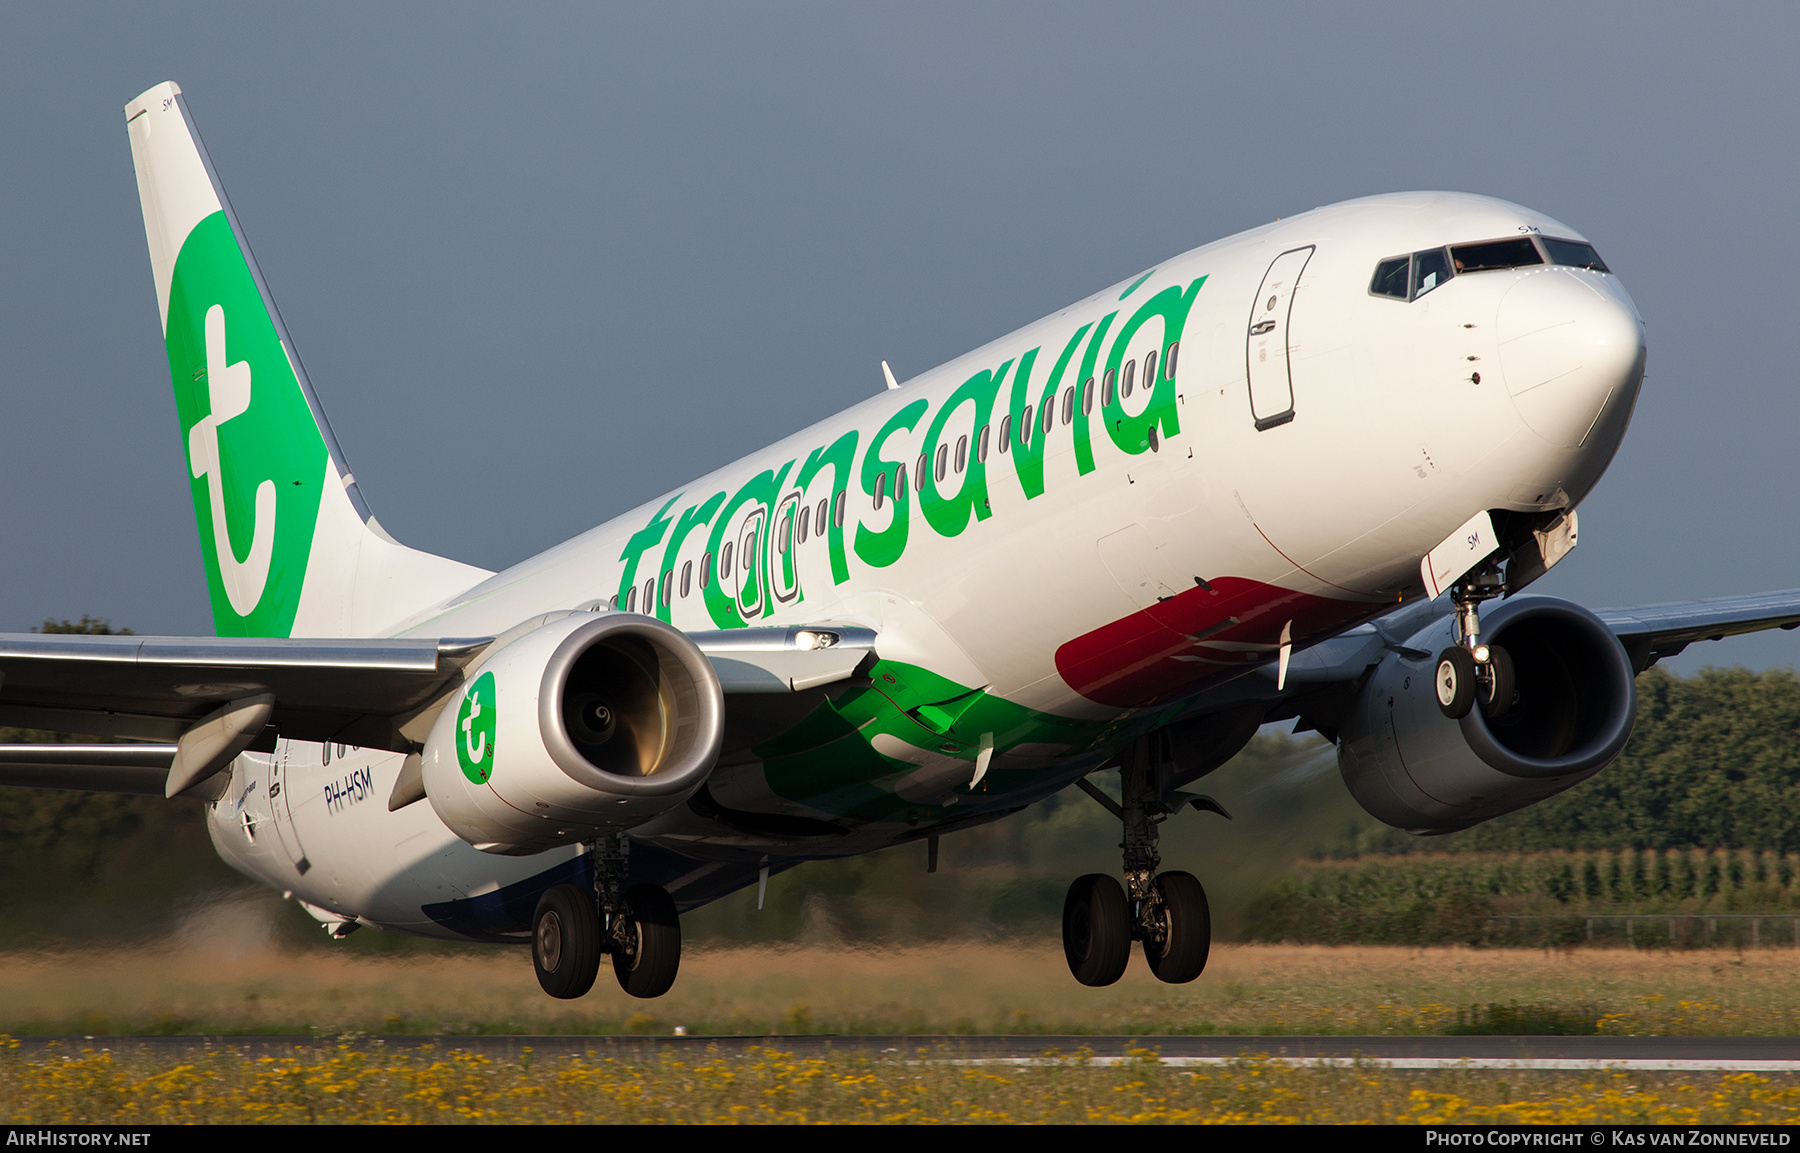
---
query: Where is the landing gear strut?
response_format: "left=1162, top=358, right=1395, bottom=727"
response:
left=1065, top=734, right=1225, bottom=987
left=530, top=834, right=682, bottom=1000
left=1434, top=568, right=1515, bottom=721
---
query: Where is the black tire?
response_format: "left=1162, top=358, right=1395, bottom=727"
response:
left=532, top=884, right=601, bottom=1000
left=1434, top=646, right=1477, bottom=719
left=1062, top=873, right=1131, bottom=987
left=1143, top=871, right=1211, bottom=984
left=1480, top=644, right=1516, bottom=719
left=613, top=883, right=681, bottom=999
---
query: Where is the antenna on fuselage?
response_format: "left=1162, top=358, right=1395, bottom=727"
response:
left=881, top=360, right=901, bottom=391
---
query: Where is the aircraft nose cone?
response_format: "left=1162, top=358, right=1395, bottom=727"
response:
left=1497, top=271, right=1645, bottom=448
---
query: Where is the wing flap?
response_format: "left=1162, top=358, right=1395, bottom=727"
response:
left=0, top=743, right=178, bottom=795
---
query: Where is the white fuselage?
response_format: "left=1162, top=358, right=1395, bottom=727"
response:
left=208, top=192, right=1647, bottom=939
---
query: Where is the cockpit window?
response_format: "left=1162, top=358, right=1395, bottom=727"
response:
left=1373, top=231, right=1603, bottom=304
left=1451, top=238, right=1543, bottom=273
left=1412, top=247, right=1452, bottom=298
left=1370, top=257, right=1409, bottom=299
left=1369, top=248, right=1455, bottom=301
left=1543, top=237, right=1610, bottom=273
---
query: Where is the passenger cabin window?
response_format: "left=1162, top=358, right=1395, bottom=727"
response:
left=817, top=497, right=829, bottom=533
left=701, top=552, right=712, bottom=588
left=954, top=435, right=967, bottom=473
left=1081, top=378, right=1094, bottom=415
left=873, top=470, right=887, bottom=509
left=916, top=453, right=927, bottom=490
left=977, top=425, right=990, bottom=463
left=833, top=491, right=845, bottom=527
left=681, top=560, right=692, bottom=597
left=797, top=506, right=809, bottom=543
left=721, top=541, right=733, bottom=579
left=1103, top=368, right=1116, bottom=406
left=1164, top=341, right=1179, bottom=380
left=1060, top=386, right=1074, bottom=425
left=1020, top=406, right=1033, bottom=444
left=1121, top=359, right=1135, bottom=399
left=998, top=415, right=1011, bottom=452
left=1144, top=350, right=1157, bottom=392
left=1543, top=237, right=1610, bottom=273
left=935, top=444, right=948, bottom=482
left=1451, top=237, right=1542, bottom=273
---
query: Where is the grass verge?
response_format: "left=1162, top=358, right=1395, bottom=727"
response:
left=5, top=941, right=1800, bottom=1037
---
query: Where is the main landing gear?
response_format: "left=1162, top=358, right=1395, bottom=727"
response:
left=1065, top=734, right=1227, bottom=987
left=1433, top=569, right=1516, bottom=721
left=532, top=834, right=681, bottom=1000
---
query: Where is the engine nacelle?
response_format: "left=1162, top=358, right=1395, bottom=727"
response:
left=422, top=612, right=725, bottom=855
left=1337, top=596, right=1636, bottom=833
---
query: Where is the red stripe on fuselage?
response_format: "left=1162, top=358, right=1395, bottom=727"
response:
left=1053, top=576, right=1383, bottom=707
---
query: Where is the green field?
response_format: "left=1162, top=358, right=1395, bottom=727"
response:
left=5, top=940, right=1799, bottom=1037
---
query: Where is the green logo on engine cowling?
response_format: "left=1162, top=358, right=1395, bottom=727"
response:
left=457, top=671, right=498, bottom=783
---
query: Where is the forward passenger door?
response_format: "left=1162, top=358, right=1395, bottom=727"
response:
left=1246, top=245, right=1315, bottom=430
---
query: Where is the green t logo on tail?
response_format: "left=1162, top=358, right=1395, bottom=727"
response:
left=457, top=672, right=498, bottom=783
left=164, top=211, right=328, bottom=637
left=189, top=303, right=275, bottom=615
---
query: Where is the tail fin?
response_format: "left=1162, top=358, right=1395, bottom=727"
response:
left=124, top=83, right=490, bottom=638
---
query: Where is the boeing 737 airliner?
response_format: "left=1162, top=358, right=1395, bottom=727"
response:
left=2, top=82, right=1795, bottom=999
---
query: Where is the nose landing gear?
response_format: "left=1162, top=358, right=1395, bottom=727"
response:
left=1065, top=734, right=1225, bottom=987
left=1434, top=569, right=1515, bottom=721
left=531, top=834, right=682, bottom=1000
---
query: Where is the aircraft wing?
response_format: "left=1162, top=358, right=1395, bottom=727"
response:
left=1191, top=586, right=1800, bottom=746
left=0, top=624, right=876, bottom=795
left=1594, top=589, right=1800, bottom=671
left=0, top=633, right=492, bottom=752
left=1265, top=587, right=1800, bottom=692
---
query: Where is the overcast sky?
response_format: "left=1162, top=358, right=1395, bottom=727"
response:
left=2, top=3, right=1797, bottom=675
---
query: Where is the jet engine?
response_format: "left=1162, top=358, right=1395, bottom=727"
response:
left=422, top=612, right=725, bottom=855
left=1336, top=597, right=1636, bottom=833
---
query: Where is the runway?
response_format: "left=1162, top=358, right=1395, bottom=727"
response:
left=22, top=1035, right=1800, bottom=1071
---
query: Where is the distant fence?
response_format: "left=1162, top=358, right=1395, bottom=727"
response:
left=1484, top=914, right=1800, bottom=949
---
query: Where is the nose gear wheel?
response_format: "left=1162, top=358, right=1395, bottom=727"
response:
left=1436, top=566, right=1516, bottom=720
